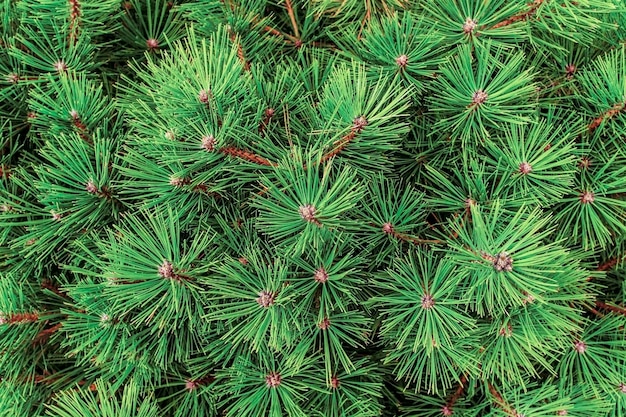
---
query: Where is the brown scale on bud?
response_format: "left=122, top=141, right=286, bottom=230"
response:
left=580, top=191, right=594, bottom=204
left=265, top=372, right=281, bottom=387
left=85, top=180, right=98, bottom=195
left=519, top=162, right=532, bottom=174
left=7, top=73, right=19, bottom=84
left=146, top=38, right=159, bottom=50
left=202, top=135, right=216, bottom=151
left=471, top=90, right=488, bottom=106
left=574, top=340, right=587, bottom=353
left=330, top=375, right=340, bottom=389
left=265, top=108, right=275, bottom=118
left=565, top=63, right=577, bottom=79
left=169, top=177, right=190, bottom=187
left=70, top=109, right=79, bottom=120
left=158, top=260, right=175, bottom=279
left=493, top=252, right=513, bottom=272
left=558, top=411, right=568, bottom=416
left=1, top=204, right=12, bottom=213
left=299, top=204, right=317, bottom=222
left=499, top=323, right=513, bottom=337
left=294, top=39, right=303, bottom=49
left=54, top=60, right=67, bottom=73
left=463, top=17, right=478, bottom=34
left=619, top=383, right=626, bottom=394
left=442, top=406, right=453, bottom=416
left=198, top=89, right=210, bottom=104
left=318, top=317, right=331, bottom=330
left=314, top=267, right=328, bottom=283
left=396, top=54, right=408, bottom=68
left=51, top=210, right=62, bottom=221
left=578, top=157, right=590, bottom=170
left=352, top=115, right=368, bottom=133
left=543, top=143, right=552, bottom=152
left=256, top=290, right=275, bottom=307
left=185, top=380, right=198, bottom=392
left=421, top=294, right=435, bottom=310
left=465, top=198, right=476, bottom=209
left=238, top=257, right=248, bottom=265
left=382, top=222, right=394, bottom=234
left=165, top=130, right=175, bottom=141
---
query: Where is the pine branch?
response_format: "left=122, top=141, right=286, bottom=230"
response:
left=442, top=374, right=468, bottom=416
left=595, top=300, right=626, bottom=317
left=488, top=383, right=518, bottom=417
left=218, top=146, right=277, bottom=166
left=378, top=223, right=444, bottom=245
left=32, top=323, right=62, bottom=345
left=3, top=312, right=40, bottom=324
left=320, top=116, right=368, bottom=164
left=68, top=0, right=81, bottom=44
left=284, top=0, right=299, bottom=39
left=490, top=0, right=545, bottom=29
left=588, top=102, right=626, bottom=132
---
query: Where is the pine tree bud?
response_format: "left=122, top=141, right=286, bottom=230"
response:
left=578, top=157, right=590, bottom=170
left=519, top=162, right=532, bottom=174
left=493, top=252, right=513, bottom=272
left=299, top=204, right=317, bottom=222
left=574, top=340, right=587, bottom=353
left=314, top=267, right=328, bottom=283
left=202, top=135, right=216, bottom=151
left=146, top=38, right=159, bottom=50
left=54, top=60, right=67, bottom=73
left=396, top=55, right=408, bottom=68
left=256, top=290, right=275, bottom=307
left=382, top=222, right=394, bottom=234
left=165, top=130, right=175, bottom=141
left=330, top=375, right=340, bottom=389
left=472, top=90, right=488, bottom=105
left=318, top=317, right=331, bottom=330
left=198, top=89, right=210, bottom=103
left=442, top=406, right=453, bottom=416
left=558, top=411, right=568, bottom=416
left=158, top=260, right=175, bottom=279
left=352, top=116, right=368, bottom=133
left=6, top=73, right=19, bottom=84
left=499, top=323, right=513, bottom=337
left=51, top=210, right=62, bottom=221
left=86, top=180, right=98, bottom=194
left=265, top=372, right=281, bottom=387
left=421, top=294, right=435, bottom=309
left=463, top=18, right=477, bottom=34
left=580, top=191, right=594, bottom=204
left=619, top=383, right=626, bottom=394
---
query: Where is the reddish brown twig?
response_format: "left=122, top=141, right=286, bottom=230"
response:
left=4, top=312, right=39, bottom=324
left=70, top=111, right=93, bottom=144
left=284, top=0, right=300, bottom=39
left=442, top=374, right=468, bottom=415
left=588, top=102, right=626, bottom=132
left=219, top=146, right=277, bottom=167
left=488, top=383, right=518, bottom=416
left=595, top=300, right=626, bottom=317
left=33, top=323, right=63, bottom=345
left=490, top=0, right=545, bottom=29
left=68, top=0, right=81, bottom=44
left=258, top=108, right=275, bottom=136
left=379, top=223, right=444, bottom=245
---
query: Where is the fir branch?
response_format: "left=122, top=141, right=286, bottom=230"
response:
left=588, top=101, right=626, bottom=132
left=490, top=0, right=545, bottom=29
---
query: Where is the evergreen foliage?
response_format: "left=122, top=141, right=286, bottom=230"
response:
left=1, top=0, right=626, bottom=416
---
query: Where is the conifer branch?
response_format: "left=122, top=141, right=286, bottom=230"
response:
left=219, top=146, right=277, bottom=166
left=320, top=116, right=368, bottom=164
left=378, top=223, right=444, bottom=245
left=284, top=0, right=300, bottom=39
left=595, top=300, right=626, bottom=317
left=588, top=102, right=626, bottom=132
left=2, top=312, right=40, bottom=324
left=68, top=0, right=81, bottom=44
left=442, top=374, right=468, bottom=416
left=490, top=0, right=545, bottom=29
left=69, top=110, right=92, bottom=144
left=488, top=383, right=518, bottom=417
left=33, top=323, right=63, bottom=344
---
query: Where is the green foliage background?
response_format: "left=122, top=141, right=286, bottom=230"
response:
left=1, top=0, right=626, bottom=416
